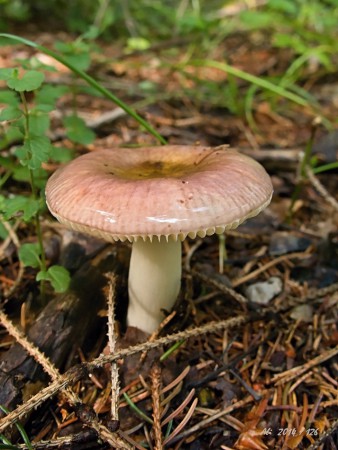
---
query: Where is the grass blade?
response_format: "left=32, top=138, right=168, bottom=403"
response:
left=123, top=393, right=153, bottom=425
left=0, top=33, right=166, bottom=145
left=190, top=59, right=314, bottom=108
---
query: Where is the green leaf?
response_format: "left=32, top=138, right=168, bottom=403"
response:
left=35, top=85, right=69, bottom=107
left=7, top=117, right=25, bottom=132
left=51, top=146, right=74, bottom=162
left=61, top=52, right=91, bottom=72
left=63, top=115, right=95, bottom=145
left=0, top=223, right=8, bottom=240
left=239, top=10, right=278, bottom=29
left=0, top=106, right=22, bottom=121
left=7, top=70, right=45, bottom=92
left=34, top=104, right=55, bottom=113
left=268, top=0, right=298, bottom=15
left=0, top=124, right=23, bottom=151
left=54, top=40, right=91, bottom=72
left=81, top=25, right=100, bottom=41
left=15, top=135, right=51, bottom=169
left=0, top=68, right=14, bottom=81
left=0, top=156, right=14, bottom=170
left=12, top=166, right=48, bottom=188
left=2, top=195, right=40, bottom=221
left=0, top=197, right=9, bottom=239
left=0, top=195, right=5, bottom=209
left=28, top=109, right=50, bottom=135
left=19, top=243, right=41, bottom=268
left=37, top=265, right=70, bottom=293
left=126, top=37, right=151, bottom=52
left=273, top=33, right=307, bottom=53
left=0, top=89, right=19, bottom=106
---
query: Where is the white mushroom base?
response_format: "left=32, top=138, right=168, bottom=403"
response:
left=127, top=238, right=182, bottom=334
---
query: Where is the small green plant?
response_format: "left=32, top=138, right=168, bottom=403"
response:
left=0, top=66, right=71, bottom=294
left=0, top=32, right=165, bottom=297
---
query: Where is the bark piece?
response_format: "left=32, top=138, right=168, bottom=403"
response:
left=0, top=256, right=111, bottom=414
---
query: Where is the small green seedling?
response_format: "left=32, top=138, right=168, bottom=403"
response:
left=19, top=243, right=70, bottom=293
left=0, top=66, right=70, bottom=294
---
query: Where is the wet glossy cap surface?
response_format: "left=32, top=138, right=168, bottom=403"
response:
left=46, top=145, right=273, bottom=242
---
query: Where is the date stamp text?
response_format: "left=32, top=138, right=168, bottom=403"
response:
left=262, top=427, right=319, bottom=437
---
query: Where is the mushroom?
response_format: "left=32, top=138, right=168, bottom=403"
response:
left=45, top=145, right=273, bottom=333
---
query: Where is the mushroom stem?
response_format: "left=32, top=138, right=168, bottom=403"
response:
left=127, top=237, right=182, bottom=333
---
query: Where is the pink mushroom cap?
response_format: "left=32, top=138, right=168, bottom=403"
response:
left=46, top=145, right=273, bottom=242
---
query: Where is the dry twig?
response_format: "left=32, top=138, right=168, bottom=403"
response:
left=105, top=273, right=120, bottom=421
left=0, top=309, right=132, bottom=449
left=232, top=250, right=312, bottom=288
left=0, top=217, right=24, bottom=297
left=168, top=393, right=270, bottom=445
left=191, top=267, right=248, bottom=306
left=0, top=315, right=246, bottom=434
left=150, top=364, right=163, bottom=450
left=272, top=344, right=338, bottom=385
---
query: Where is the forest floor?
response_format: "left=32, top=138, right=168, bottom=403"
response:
left=0, top=24, right=338, bottom=450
